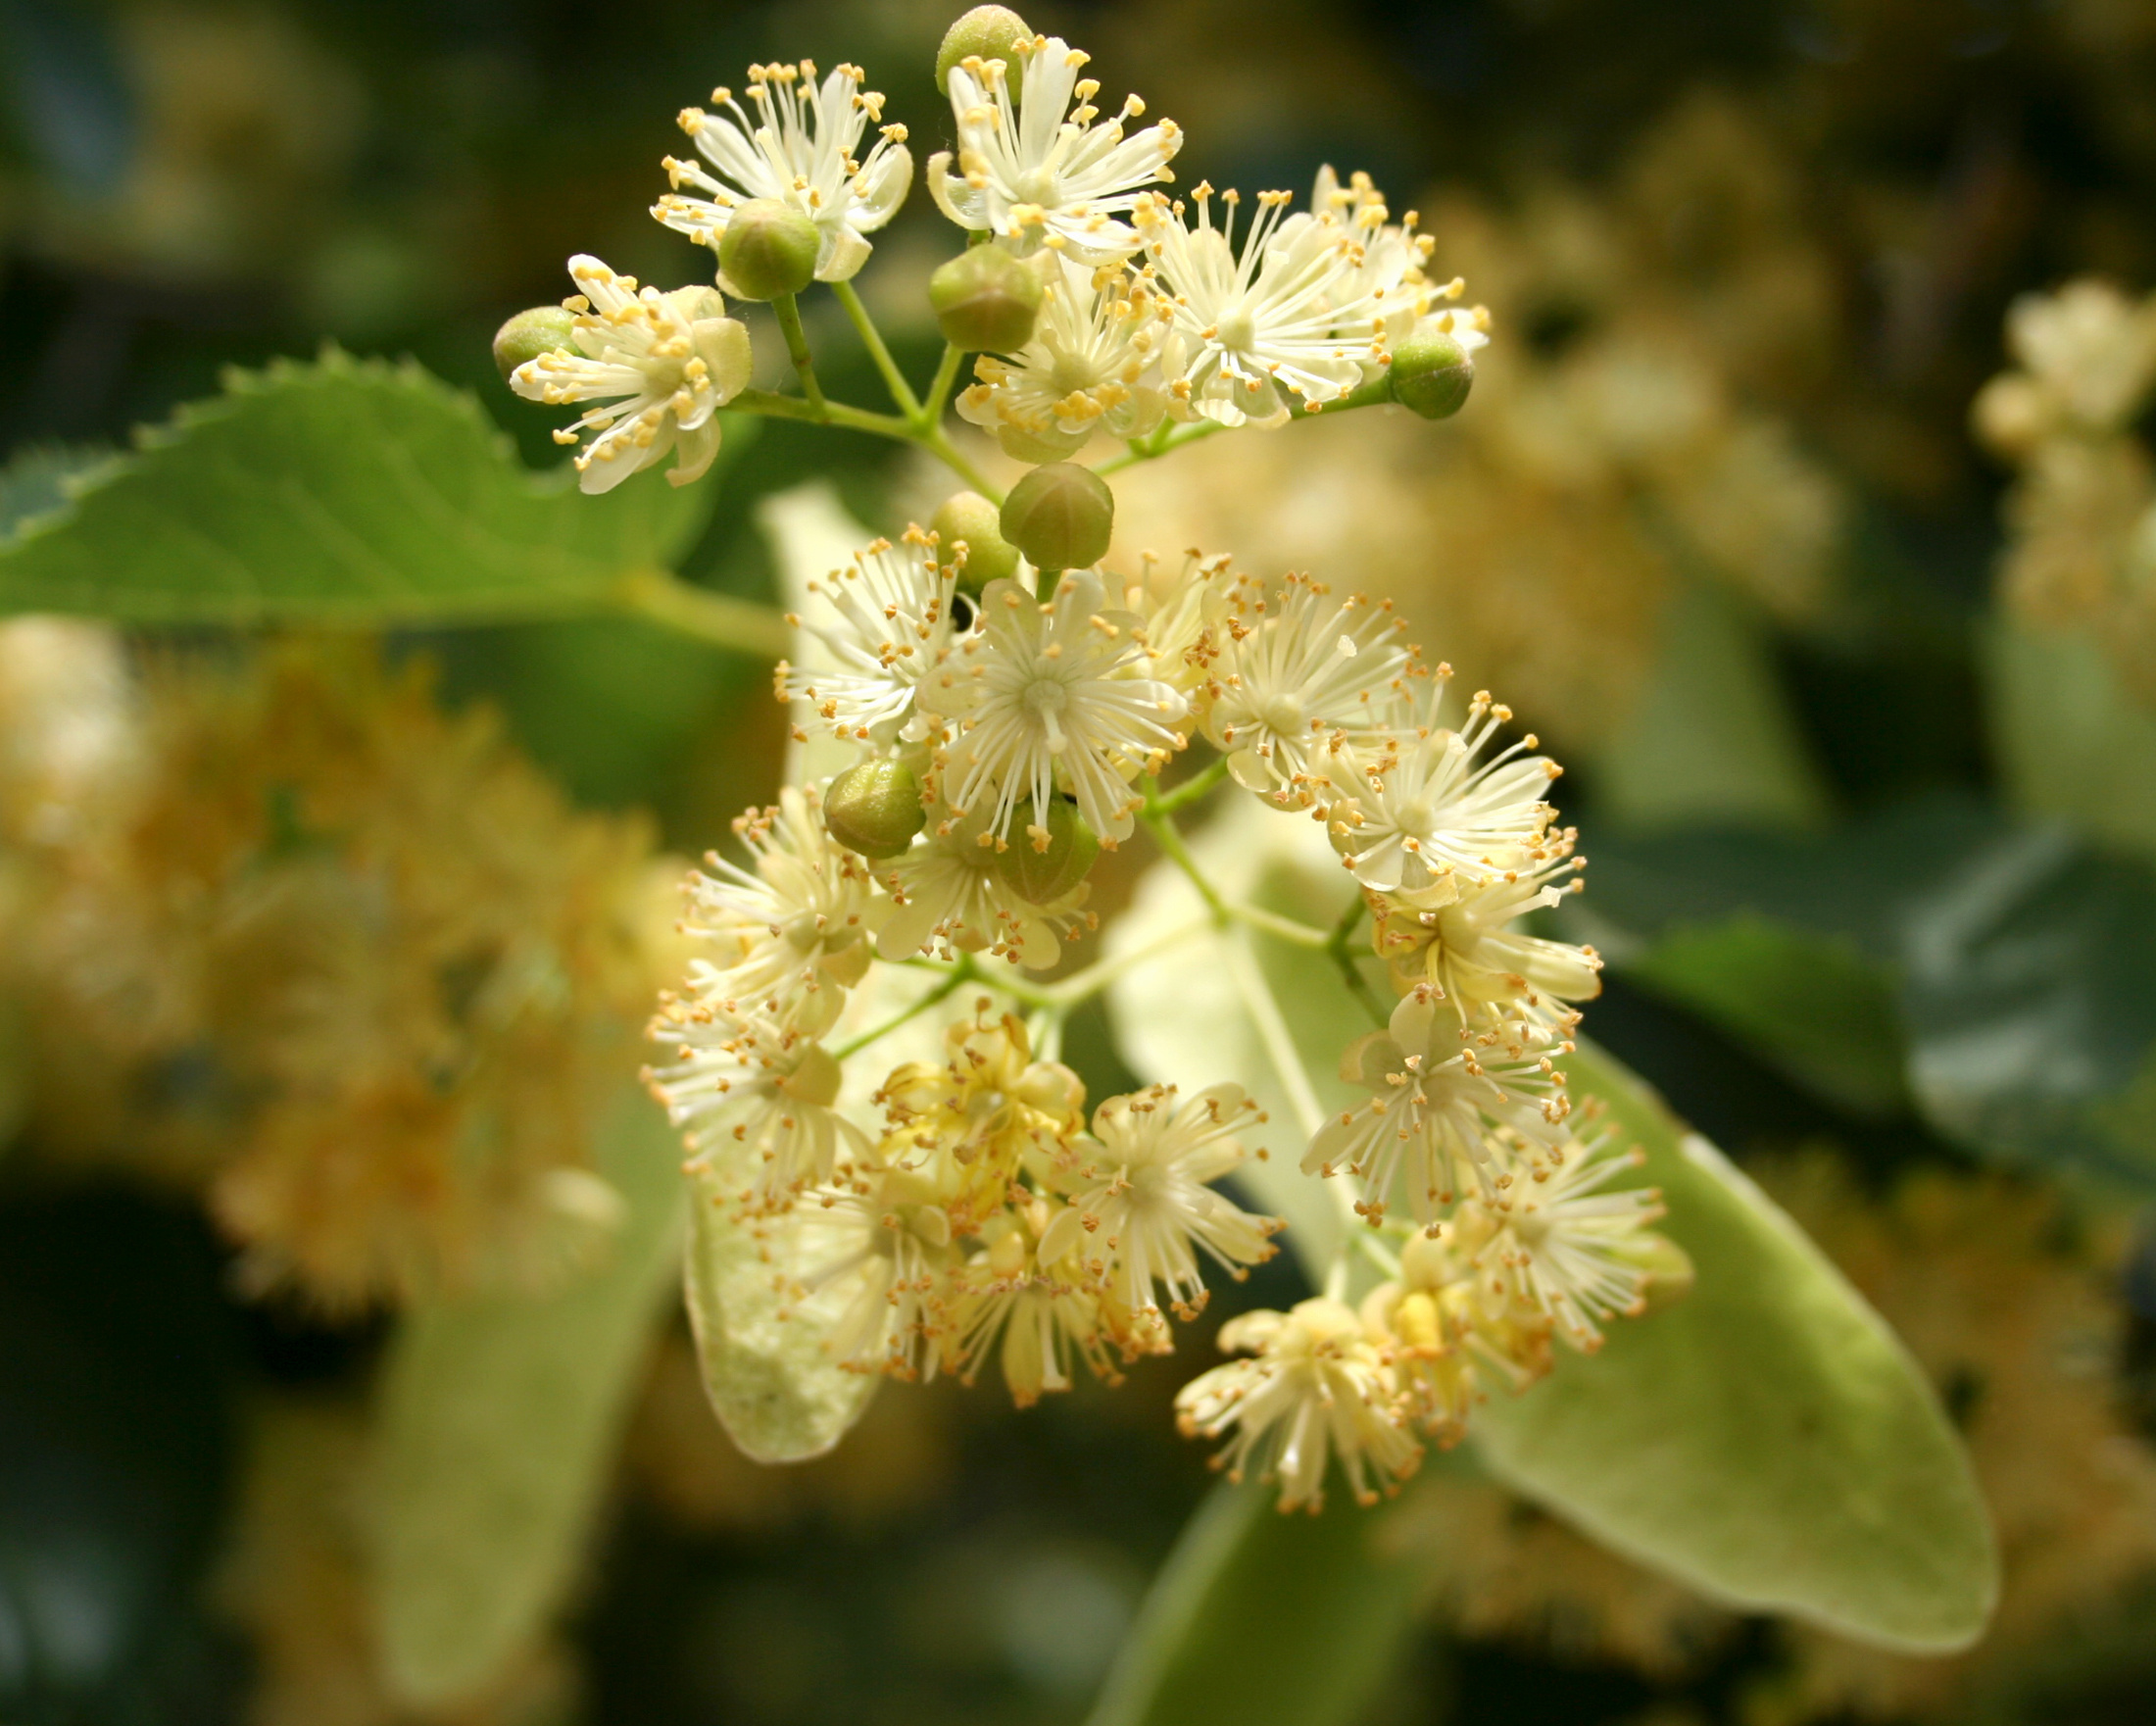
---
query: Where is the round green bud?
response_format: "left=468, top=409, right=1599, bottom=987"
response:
left=930, top=490, right=1022, bottom=594
left=928, top=246, right=1043, bottom=353
left=936, top=6, right=1030, bottom=101
left=999, top=462, right=1114, bottom=572
left=1388, top=330, right=1475, bottom=420
left=823, top=759, right=926, bottom=859
left=994, top=797, right=1100, bottom=904
left=718, top=199, right=820, bottom=302
left=492, top=306, right=577, bottom=381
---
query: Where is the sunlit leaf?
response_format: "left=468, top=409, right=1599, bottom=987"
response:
left=368, top=1086, right=684, bottom=1706
left=0, top=352, right=717, bottom=624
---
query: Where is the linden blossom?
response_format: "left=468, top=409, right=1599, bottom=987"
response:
left=512, top=5, right=1685, bottom=1509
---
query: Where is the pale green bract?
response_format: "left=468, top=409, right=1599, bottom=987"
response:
left=367, top=1086, right=685, bottom=1706
left=682, top=1167, right=883, bottom=1462
left=1103, top=800, right=1997, bottom=1661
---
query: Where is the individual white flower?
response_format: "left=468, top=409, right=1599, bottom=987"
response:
left=1201, top=571, right=1420, bottom=797
left=951, top=1219, right=1115, bottom=1405
left=676, top=786, right=884, bottom=1034
left=1303, top=988, right=1572, bottom=1228
left=872, top=803, right=1091, bottom=970
left=1318, top=686, right=1560, bottom=896
left=1297, top=166, right=1441, bottom=357
left=645, top=1009, right=865, bottom=1204
left=956, top=257, right=1174, bottom=456
left=777, top=529, right=957, bottom=748
left=1174, top=1297, right=1422, bottom=1510
left=1461, top=1133, right=1668, bottom=1352
left=1360, top=1240, right=1487, bottom=1446
left=928, top=37, right=1181, bottom=263
left=920, top=569, right=1189, bottom=846
left=792, top=1169, right=956, bottom=1379
left=1038, top=1082, right=1280, bottom=1319
left=1136, top=183, right=1373, bottom=428
left=1107, top=550, right=1229, bottom=700
left=655, top=61, right=911, bottom=284
left=1370, top=830, right=1601, bottom=1035
left=511, top=256, right=751, bottom=493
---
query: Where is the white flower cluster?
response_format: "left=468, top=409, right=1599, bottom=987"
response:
left=940, top=43, right=1490, bottom=447
left=507, top=6, right=1684, bottom=1510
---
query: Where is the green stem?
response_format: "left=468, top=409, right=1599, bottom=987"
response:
left=831, top=962, right=972, bottom=1060
left=832, top=279, right=920, bottom=419
left=1326, top=895, right=1390, bottom=1029
left=1224, top=932, right=1324, bottom=1137
left=1096, top=374, right=1400, bottom=476
left=919, top=343, right=967, bottom=430
left=1144, top=756, right=1230, bottom=816
left=769, top=294, right=827, bottom=412
left=920, top=425, right=1004, bottom=503
left=1140, top=785, right=1230, bottom=927
left=612, top=568, right=793, bottom=659
left=729, top=389, right=908, bottom=438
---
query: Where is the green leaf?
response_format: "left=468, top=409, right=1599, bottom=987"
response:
left=1620, top=915, right=1908, bottom=1116
left=1985, top=617, right=2156, bottom=863
left=1473, top=1041, right=1998, bottom=1652
left=368, top=1087, right=684, bottom=1707
left=681, top=1165, right=882, bottom=1464
left=0, top=352, right=718, bottom=625
left=1897, top=824, right=2156, bottom=1190
left=1085, top=1481, right=1433, bottom=1726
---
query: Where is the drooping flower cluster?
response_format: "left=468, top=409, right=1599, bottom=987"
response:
left=496, top=6, right=1687, bottom=1510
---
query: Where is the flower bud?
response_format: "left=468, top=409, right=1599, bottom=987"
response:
left=929, top=247, right=1043, bottom=353
left=823, top=759, right=926, bottom=859
left=999, top=462, right=1113, bottom=571
left=995, top=797, right=1099, bottom=904
left=936, top=6, right=1031, bottom=100
left=719, top=199, right=820, bottom=301
left=931, top=490, right=1021, bottom=594
left=492, top=306, right=577, bottom=381
left=1388, top=330, right=1475, bottom=420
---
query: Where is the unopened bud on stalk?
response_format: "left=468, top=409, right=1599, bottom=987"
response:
left=996, top=797, right=1100, bottom=903
left=823, top=759, right=926, bottom=859
left=929, top=247, right=1043, bottom=353
left=719, top=199, right=820, bottom=302
left=492, top=306, right=577, bottom=381
left=1387, top=330, right=1475, bottom=420
left=999, top=462, right=1113, bottom=571
left=931, top=490, right=1021, bottom=593
left=937, top=6, right=1031, bottom=100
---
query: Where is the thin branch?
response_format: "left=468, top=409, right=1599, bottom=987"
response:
left=1224, top=932, right=1324, bottom=1138
left=1326, top=894, right=1391, bottom=1029
left=830, top=962, right=972, bottom=1060
left=612, top=568, right=793, bottom=659
left=832, top=279, right=920, bottom=419
left=769, top=294, right=827, bottom=412
left=919, top=343, right=967, bottom=429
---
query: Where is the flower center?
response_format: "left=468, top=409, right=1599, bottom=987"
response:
left=1259, top=693, right=1304, bottom=735
left=1396, top=797, right=1437, bottom=834
left=1216, top=302, right=1258, bottom=353
left=1024, top=677, right=1071, bottom=751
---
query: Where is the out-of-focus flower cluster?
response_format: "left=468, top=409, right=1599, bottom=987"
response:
left=1975, top=277, right=2156, bottom=705
left=0, top=623, right=680, bottom=1309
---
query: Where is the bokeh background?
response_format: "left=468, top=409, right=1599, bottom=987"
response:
left=6, top=1, right=2156, bottom=1722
